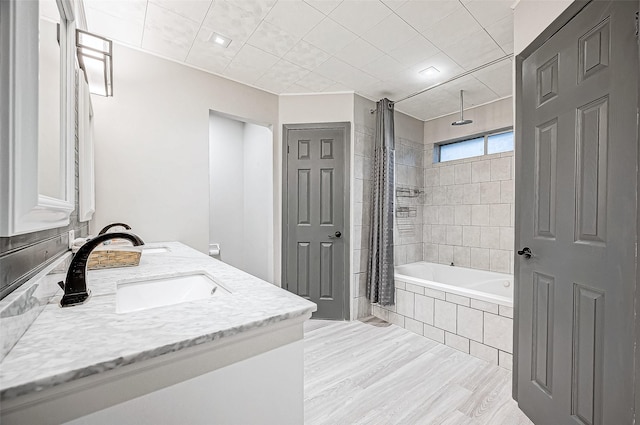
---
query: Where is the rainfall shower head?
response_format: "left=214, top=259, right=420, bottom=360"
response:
left=452, top=90, right=473, bottom=126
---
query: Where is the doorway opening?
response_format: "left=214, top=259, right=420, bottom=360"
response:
left=209, top=111, right=274, bottom=283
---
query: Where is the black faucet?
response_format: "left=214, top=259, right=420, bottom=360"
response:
left=98, top=222, right=131, bottom=235
left=58, top=232, right=144, bottom=308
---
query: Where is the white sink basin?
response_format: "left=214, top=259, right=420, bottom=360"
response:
left=116, top=272, right=230, bottom=314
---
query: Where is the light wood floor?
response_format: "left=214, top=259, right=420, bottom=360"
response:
left=304, top=318, right=533, bottom=425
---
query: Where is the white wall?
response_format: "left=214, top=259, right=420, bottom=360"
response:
left=91, top=44, right=278, bottom=254
left=513, top=0, right=575, bottom=54
left=242, top=122, right=274, bottom=282
left=209, top=113, right=245, bottom=270
left=209, top=114, right=273, bottom=282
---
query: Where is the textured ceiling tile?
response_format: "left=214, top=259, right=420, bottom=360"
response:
left=303, top=17, right=358, bottom=54
left=284, top=40, right=331, bottom=70
left=381, top=0, right=407, bottom=10
left=143, top=3, right=201, bottom=48
left=484, top=14, right=514, bottom=49
left=464, top=0, right=513, bottom=29
left=443, top=75, right=499, bottom=106
left=187, top=27, right=244, bottom=69
left=303, top=0, right=343, bottom=15
left=443, top=29, right=503, bottom=70
left=389, top=35, right=440, bottom=67
left=284, top=83, right=315, bottom=93
left=472, top=59, right=512, bottom=97
left=329, top=1, right=391, bottom=35
left=224, top=0, right=276, bottom=19
left=334, top=37, right=385, bottom=69
left=201, top=1, right=264, bottom=43
left=185, top=51, right=232, bottom=74
left=294, top=72, right=337, bottom=91
left=360, top=54, right=406, bottom=81
left=394, top=0, right=459, bottom=33
left=223, top=60, right=268, bottom=84
left=314, top=57, right=378, bottom=87
left=265, top=1, right=325, bottom=38
left=84, top=1, right=147, bottom=46
left=247, top=21, right=301, bottom=57
left=361, top=13, right=418, bottom=54
left=421, top=6, right=483, bottom=51
left=259, top=59, right=311, bottom=86
left=233, top=44, right=280, bottom=69
left=148, top=0, right=212, bottom=23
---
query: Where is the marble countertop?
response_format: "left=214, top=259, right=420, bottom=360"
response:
left=0, top=242, right=316, bottom=401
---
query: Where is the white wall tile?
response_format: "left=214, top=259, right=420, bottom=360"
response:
left=453, top=246, right=471, bottom=267
left=406, top=244, right=423, bottom=263
left=463, top=226, right=481, bottom=247
left=489, top=204, right=511, bottom=227
left=434, top=299, right=457, bottom=332
left=405, top=282, right=424, bottom=294
left=470, top=341, right=499, bottom=364
left=424, top=206, right=438, bottom=224
left=500, top=180, right=514, bottom=203
left=490, top=249, right=510, bottom=273
left=424, top=288, right=446, bottom=300
left=480, top=226, right=500, bottom=249
left=438, top=206, right=456, bottom=225
left=424, top=324, right=445, bottom=343
left=470, top=299, right=499, bottom=314
left=480, top=181, right=501, bottom=204
left=438, top=245, right=454, bottom=264
left=490, top=157, right=511, bottom=181
left=445, top=332, right=470, bottom=353
left=499, top=305, right=514, bottom=318
left=471, top=160, right=491, bottom=182
left=470, top=247, right=490, bottom=270
left=396, top=289, right=415, bottom=317
left=432, top=186, right=447, bottom=204
left=424, top=244, right=439, bottom=262
left=454, top=205, right=472, bottom=225
left=404, top=317, right=424, bottom=335
left=414, top=294, right=435, bottom=325
left=439, top=165, right=455, bottom=185
left=388, top=311, right=405, bottom=327
left=446, top=293, right=470, bottom=307
left=446, top=225, right=463, bottom=246
left=484, top=313, right=513, bottom=353
left=457, top=305, right=483, bottom=342
left=454, top=163, right=472, bottom=184
left=395, top=280, right=406, bottom=290
left=499, top=227, right=514, bottom=250
left=463, top=183, right=481, bottom=204
left=471, top=205, right=490, bottom=226
left=498, top=351, right=513, bottom=370
left=432, top=225, right=447, bottom=244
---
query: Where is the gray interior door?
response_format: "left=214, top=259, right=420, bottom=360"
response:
left=285, top=125, right=347, bottom=320
left=516, top=1, right=638, bottom=424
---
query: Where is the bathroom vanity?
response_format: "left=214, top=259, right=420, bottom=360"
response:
left=0, top=243, right=316, bottom=425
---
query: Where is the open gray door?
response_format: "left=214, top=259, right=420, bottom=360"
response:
left=284, top=123, right=349, bottom=320
left=516, top=1, right=639, bottom=424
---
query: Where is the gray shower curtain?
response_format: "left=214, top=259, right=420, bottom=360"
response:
left=366, top=98, right=395, bottom=306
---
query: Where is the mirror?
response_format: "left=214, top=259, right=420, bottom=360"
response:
left=0, top=0, right=76, bottom=236
left=38, top=0, right=63, bottom=200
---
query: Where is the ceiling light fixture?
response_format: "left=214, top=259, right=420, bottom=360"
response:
left=76, top=29, right=113, bottom=97
left=419, top=66, right=440, bottom=77
left=208, top=32, right=232, bottom=48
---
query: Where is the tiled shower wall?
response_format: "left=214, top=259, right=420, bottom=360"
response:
left=352, top=96, right=424, bottom=318
left=422, top=98, right=515, bottom=274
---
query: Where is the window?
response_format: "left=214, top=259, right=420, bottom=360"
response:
left=435, top=129, right=513, bottom=163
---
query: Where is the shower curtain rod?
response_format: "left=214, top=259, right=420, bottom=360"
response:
left=369, top=54, right=514, bottom=113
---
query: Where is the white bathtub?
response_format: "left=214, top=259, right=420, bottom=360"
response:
left=395, top=262, right=513, bottom=307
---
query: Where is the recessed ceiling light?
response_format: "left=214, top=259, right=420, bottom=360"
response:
left=419, top=66, right=440, bottom=77
left=208, top=32, right=231, bottom=48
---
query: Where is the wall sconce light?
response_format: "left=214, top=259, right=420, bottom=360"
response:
left=76, top=29, right=113, bottom=97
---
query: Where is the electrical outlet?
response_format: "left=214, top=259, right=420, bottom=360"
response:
left=68, top=230, right=75, bottom=249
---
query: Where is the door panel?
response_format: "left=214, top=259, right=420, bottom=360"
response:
left=517, top=1, right=638, bottom=424
left=285, top=126, right=347, bottom=320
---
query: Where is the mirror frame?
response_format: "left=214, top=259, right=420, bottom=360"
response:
left=0, top=0, right=76, bottom=236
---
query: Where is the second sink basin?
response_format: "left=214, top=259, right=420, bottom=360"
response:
left=116, top=272, right=230, bottom=314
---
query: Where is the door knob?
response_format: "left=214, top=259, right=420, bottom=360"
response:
left=328, top=231, right=342, bottom=239
left=517, top=247, right=533, bottom=259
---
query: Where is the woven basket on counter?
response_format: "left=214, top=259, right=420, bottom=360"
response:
left=87, top=246, right=142, bottom=270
